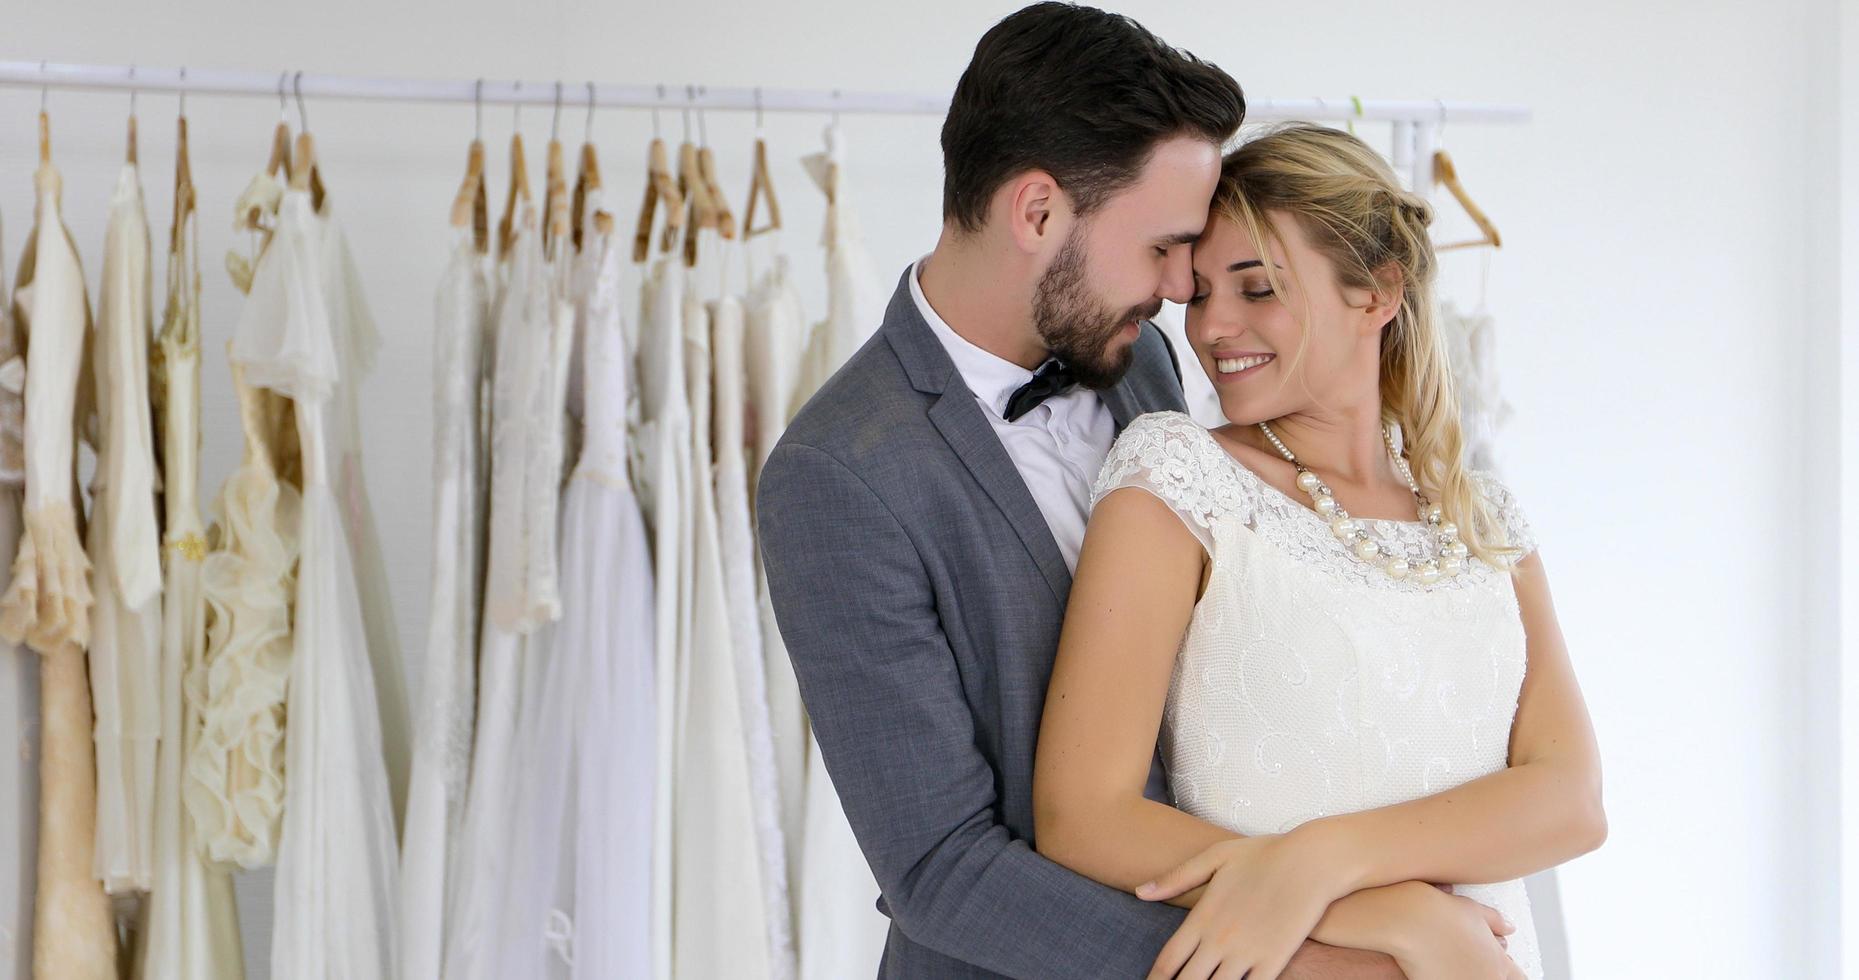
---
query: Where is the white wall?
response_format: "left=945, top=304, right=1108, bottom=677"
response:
left=4, top=1, right=1845, bottom=976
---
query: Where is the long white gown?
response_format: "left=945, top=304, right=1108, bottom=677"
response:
left=318, top=204, right=411, bottom=824
left=400, top=225, right=490, bottom=980
left=492, top=196, right=657, bottom=979
left=1093, top=411, right=1545, bottom=979
left=88, top=160, right=164, bottom=896
left=139, top=184, right=245, bottom=980
left=712, top=287, right=795, bottom=979
left=635, top=254, right=689, bottom=980
left=443, top=197, right=572, bottom=980
left=234, top=187, right=400, bottom=980
left=672, top=231, right=775, bottom=980
left=742, top=254, right=807, bottom=885
left=790, top=135, right=892, bottom=980
left=5, top=158, right=116, bottom=979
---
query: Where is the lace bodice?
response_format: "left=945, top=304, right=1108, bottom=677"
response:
left=1093, top=412, right=1534, bottom=594
left=1091, top=411, right=1544, bottom=978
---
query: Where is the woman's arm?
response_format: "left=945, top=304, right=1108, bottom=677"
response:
left=1140, top=550, right=1608, bottom=905
left=1032, top=485, right=1235, bottom=898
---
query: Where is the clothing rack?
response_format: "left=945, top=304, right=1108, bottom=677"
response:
left=0, top=60, right=1530, bottom=195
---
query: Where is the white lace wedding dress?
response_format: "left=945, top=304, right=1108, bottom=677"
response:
left=1092, top=411, right=1543, bottom=979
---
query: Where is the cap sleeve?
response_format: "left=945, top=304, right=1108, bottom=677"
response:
left=1091, top=411, right=1255, bottom=557
left=1471, top=469, right=1537, bottom=562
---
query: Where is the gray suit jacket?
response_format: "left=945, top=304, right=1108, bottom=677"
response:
left=757, top=268, right=1191, bottom=978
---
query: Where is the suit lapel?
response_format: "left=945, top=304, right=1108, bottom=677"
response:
left=928, top=390, right=1073, bottom=606
left=883, top=267, right=1072, bottom=607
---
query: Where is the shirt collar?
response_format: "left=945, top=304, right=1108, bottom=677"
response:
left=910, top=257, right=1042, bottom=420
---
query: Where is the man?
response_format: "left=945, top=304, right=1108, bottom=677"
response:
left=760, top=4, right=1413, bottom=976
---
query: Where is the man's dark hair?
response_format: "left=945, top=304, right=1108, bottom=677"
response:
left=940, top=2, right=1246, bottom=234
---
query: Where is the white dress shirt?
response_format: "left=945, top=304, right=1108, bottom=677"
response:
left=911, top=259, right=1116, bottom=573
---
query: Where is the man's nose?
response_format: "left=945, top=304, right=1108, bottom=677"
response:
left=1156, top=245, right=1194, bottom=304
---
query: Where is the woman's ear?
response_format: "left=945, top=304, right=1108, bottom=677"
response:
left=1363, top=260, right=1406, bottom=333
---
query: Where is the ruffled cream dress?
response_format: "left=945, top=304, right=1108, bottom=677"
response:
left=186, top=361, right=300, bottom=868
left=4, top=157, right=115, bottom=980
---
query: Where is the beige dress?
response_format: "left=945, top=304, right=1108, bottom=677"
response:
left=137, top=181, right=246, bottom=979
left=5, top=160, right=115, bottom=979
left=87, top=160, right=164, bottom=896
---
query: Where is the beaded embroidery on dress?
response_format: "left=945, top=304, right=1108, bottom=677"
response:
left=1091, top=410, right=1543, bottom=978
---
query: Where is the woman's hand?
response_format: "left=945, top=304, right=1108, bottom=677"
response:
left=1310, top=880, right=1519, bottom=978
left=1138, top=834, right=1349, bottom=980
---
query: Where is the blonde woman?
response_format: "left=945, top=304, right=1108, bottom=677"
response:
left=1033, top=125, right=1605, bottom=980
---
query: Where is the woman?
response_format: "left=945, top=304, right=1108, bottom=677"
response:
left=1032, top=125, right=1605, bottom=980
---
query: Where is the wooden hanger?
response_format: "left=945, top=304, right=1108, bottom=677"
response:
left=1431, top=149, right=1501, bottom=251
left=37, top=110, right=51, bottom=167
left=743, top=135, right=782, bottom=239
left=677, top=135, right=720, bottom=267
left=126, top=114, right=138, bottom=166
left=695, top=99, right=735, bottom=242
left=497, top=131, right=532, bottom=260
left=544, top=135, right=570, bottom=256
left=571, top=82, right=604, bottom=250
left=449, top=138, right=488, bottom=254
left=632, top=135, right=683, bottom=264
left=288, top=130, right=316, bottom=192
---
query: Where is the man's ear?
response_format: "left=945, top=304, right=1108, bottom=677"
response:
left=1000, top=169, right=1064, bottom=255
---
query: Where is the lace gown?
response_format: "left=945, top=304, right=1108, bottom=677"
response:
left=1092, top=411, right=1543, bottom=979
left=443, top=198, right=573, bottom=980
left=490, top=196, right=656, bottom=978
left=400, top=225, right=490, bottom=980
left=712, top=288, right=795, bottom=978
left=673, top=231, right=776, bottom=980
left=233, top=187, right=400, bottom=980
left=635, top=256, right=689, bottom=980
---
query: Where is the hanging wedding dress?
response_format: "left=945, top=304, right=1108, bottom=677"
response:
left=712, top=282, right=796, bottom=979
left=1439, top=300, right=1513, bottom=473
left=636, top=251, right=689, bottom=980
left=674, top=229, right=776, bottom=980
left=4, top=147, right=115, bottom=980
left=443, top=193, right=572, bottom=980
left=139, top=146, right=245, bottom=979
left=234, top=185, right=400, bottom=980
left=400, top=218, right=490, bottom=980
left=791, top=128, right=892, bottom=980
left=0, top=204, right=40, bottom=980
left=318, top=202, right=411, bottom=824
left=492, top=188, right=656, bottom=979
left=88, top=158, right=164, bottom=896
left=742, top=252, right=807, bottom=889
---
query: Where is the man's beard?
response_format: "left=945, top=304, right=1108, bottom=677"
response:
left=1031, top=227, right=1162, bottom=390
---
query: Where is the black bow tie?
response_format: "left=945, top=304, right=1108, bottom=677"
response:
left=1003, top=358, right=1078, bottom=421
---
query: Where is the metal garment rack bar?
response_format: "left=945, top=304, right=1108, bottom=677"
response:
left=0, top=60, right=1531, bottom=193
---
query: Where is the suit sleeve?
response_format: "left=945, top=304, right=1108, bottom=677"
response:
left=757, top=441, right=1187, bottom=978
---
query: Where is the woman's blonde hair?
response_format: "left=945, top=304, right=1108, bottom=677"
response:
left=1213, top=123, right=1518, bottom=568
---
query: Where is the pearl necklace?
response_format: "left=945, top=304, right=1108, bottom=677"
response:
left=1256, top=420, right=1470, bottom=585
